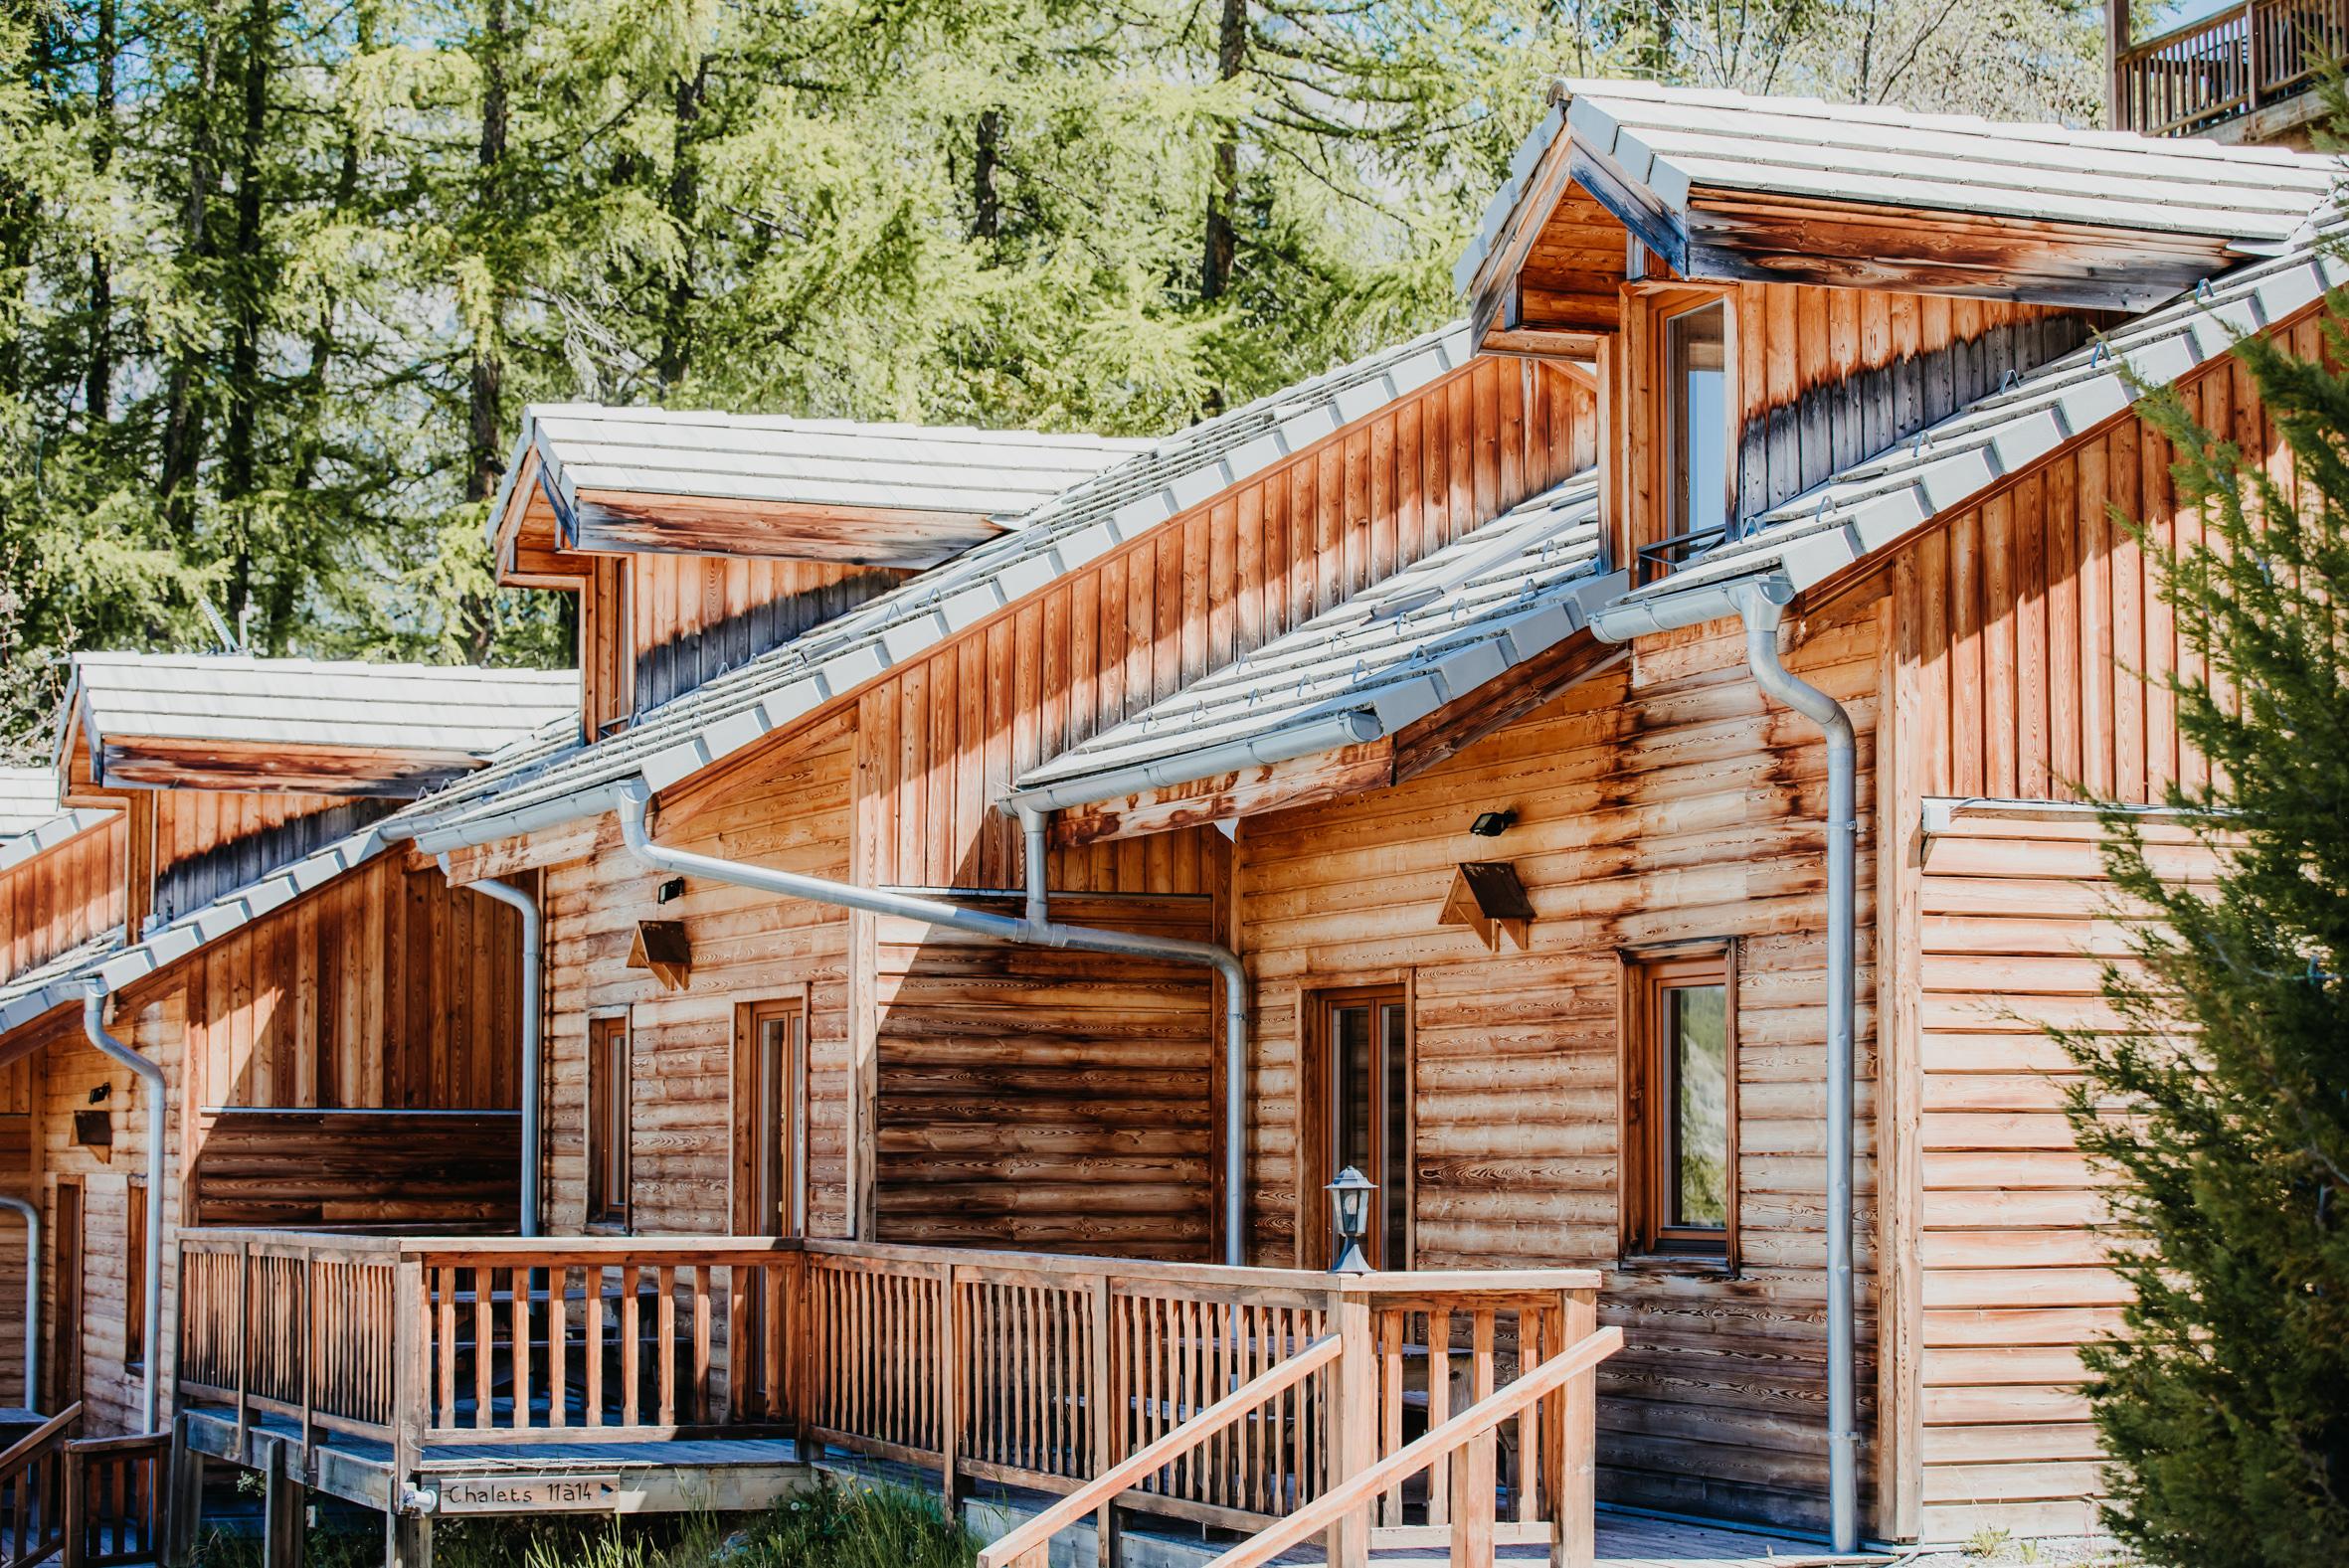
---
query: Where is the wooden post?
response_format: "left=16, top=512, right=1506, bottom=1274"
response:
left=61, top=1443, right=86, bottom=1568
left=1450, top=1428, right=1497, bottom=1568
left=391, top=1257, right=427, bottom=1498
left=234, top=1243, right=252, bottom=1460
left=2245, top=0, right=2263, bottom=109
left=263, top=1442, right=305, bottom=1568
left=1325, top=1289, right=1373, bottom=1568
left=2106, top=0, right=2132, bottom=128
left=1551, top=1290, right=1599, bottom=1568
left=939, top=1265, right=963, bottom=1516
left=386, top=1512, right=433, bottom=1568
left=298, top=1252, right=314, bottom=1466
left=1090, top=1277, right=1116, bottom=1568
left=163, top=1415, right=204, bottom=1568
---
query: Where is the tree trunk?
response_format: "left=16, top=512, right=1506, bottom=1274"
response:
left=221, top=0, right=273, bottom=631
left=85, top=0, right=117, bottom=423
left=159, top=36, right=220, bottom=537
left=655, top=58, right=708, bottom=395
left=1200, top=0, right=1247, bottom=303
left=466, top=0, right=510, bottom=506
left=972, top=106, right=1002, bottom=242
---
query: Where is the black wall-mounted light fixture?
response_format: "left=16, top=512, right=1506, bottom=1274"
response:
left=1469, top=809, right=1516, bottom=837
left=656, top=877, right=687, bottom=904
left=88, top=1082, right=110, bottom=1105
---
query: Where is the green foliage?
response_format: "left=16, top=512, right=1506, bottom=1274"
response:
left=0, top=0, right=2101, bottom=760
left=2059, top=304, right=2349, bottom=1564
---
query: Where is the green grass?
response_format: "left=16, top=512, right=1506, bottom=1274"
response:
left=191, top=1477, right=980, bottom=1568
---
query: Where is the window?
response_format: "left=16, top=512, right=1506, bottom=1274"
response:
left=1306, top=987, right=1411, bottom=1270
left=587, top=1014, right=632, bottom=1229
left=735, top=998, right=806, bottom=1238
left=1665, top=299, right=1728, bottom=548
left=125, top=1178, right=146, bottom=1368
left=1622, top=946, right=1737, bottom=1263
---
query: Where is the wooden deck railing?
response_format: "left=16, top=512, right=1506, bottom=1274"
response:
left=0, top=1405, right=76, bottom=1568
left=178, top=1231, right=1603, bottom=1552
left=2114, top=0, right=2348, bottom=135
left=60, top=1435, right=166, bottom=1568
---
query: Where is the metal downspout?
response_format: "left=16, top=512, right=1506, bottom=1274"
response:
left=612, top=782, right=1253, bottom=1266
left=0, top=1195, right=36, bottom=1405
left=445, top=861, right=544, bottom=1237
left=82, top=984, right=165, bottom=1432
left=1732, top=580, right=1860, bottom=1555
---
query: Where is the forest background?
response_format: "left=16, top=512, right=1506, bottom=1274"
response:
left=0, top=0, right=2106, bottom=756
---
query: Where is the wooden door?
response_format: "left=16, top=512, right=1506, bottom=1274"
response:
left=1304, top=987, right=1412, bottom=1270
left=733, top=998, right=805, bottom=1238
left=51, top=1180, right=83, bottom=1411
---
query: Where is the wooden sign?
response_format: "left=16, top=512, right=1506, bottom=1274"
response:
left=436, top=1474, right=626, bottom=1513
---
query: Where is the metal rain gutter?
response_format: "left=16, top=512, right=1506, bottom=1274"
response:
left=82, top=983, right=166, bottom=1432
left=405, top=780, right=629, bottom=856
left=0, top=1196, right=35, bottom=1402
left=614, top=781, right=1255, bottom=1266
left=1589, top=572, right=1860, bottom=1555
left=443, top=859, right=545, bottom=1236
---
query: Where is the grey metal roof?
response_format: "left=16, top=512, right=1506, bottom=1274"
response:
left=65, top=654, right=580, bottom=758
left=1458, top=80, right=2336, bottom=296
left=1011, top=470, right=1617, bottom=801
left=0, top=719, right=577, bottom=1039
left=0, top=768, right=64, bottom=839
left=0, top=804, right=113, bottom=877
left=494, top=405, right=1150, bottom=541
left=409, top=321, right=1484, bottom=851
left=1602, top=208, right=2347, bottom=627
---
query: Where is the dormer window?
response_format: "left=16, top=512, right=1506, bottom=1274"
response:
left=1666, top=299, right=1728, bottom=545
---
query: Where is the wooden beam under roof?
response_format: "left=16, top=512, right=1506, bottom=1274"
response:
left=90, top=736, right=481, bottom=797
left=563, top=489, right=1005, bottom=570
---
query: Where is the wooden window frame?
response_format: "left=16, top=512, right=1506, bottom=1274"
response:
left=1297, top=981, right=1415, bottom=1272
left=731, top=995, right=808, bottom=1239
left=1619, top=941, right=1739, bottom=1269
left=1630, top=284, right=1740, bottom=585
left=51, top=1178, right=84, bottom=1411
left=586, top=1011, right=632, bottom=1232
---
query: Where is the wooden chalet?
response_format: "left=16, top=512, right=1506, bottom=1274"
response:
left=5, top=80, right=2343, bottom=1568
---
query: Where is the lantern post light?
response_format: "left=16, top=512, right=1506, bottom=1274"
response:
left=1327, top=1165, right=1375, bottom=1274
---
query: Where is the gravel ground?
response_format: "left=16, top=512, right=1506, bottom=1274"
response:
left=1896, top=1538, right=2129, bottom=1568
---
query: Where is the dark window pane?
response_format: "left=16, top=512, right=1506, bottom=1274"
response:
left=1669, top=983, right=1728, bottom=1229
left=1668, top=303, right=1727, bottom=541
left=1334, top=1003, right=1372, bottom=1181
left=1381, top=1002, right=1408, bottom=1265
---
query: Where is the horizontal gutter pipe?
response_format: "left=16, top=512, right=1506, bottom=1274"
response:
left=613, top=782, right=1254, bottom=1266
left=1589, top=573, right=1859, bottom=1556
left=1001, top=709, right=1383, bottom=818
left=82, top=984, right=165, bottom=1433
left=443, top=859, right=544, bottom=1237
left=396, top=781, right=629, bottom=857
left=0, top=1196, right=36, bottom=1405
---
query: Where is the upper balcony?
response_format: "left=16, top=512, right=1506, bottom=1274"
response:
left=2112, top=0, right=2346, bottom=141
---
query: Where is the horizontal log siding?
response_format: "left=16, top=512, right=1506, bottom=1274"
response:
left=871, top=893, right=1218, bottom=1258
left=0, top=814, right=123, bottom=982
left=189, top=1109, right=522, bottom=1229
left=1234, top=592, right=1888, bottom=1535
left=1903, top=812, right=2154, bottom=1544
left=541, top=729, right=855, bottom=1239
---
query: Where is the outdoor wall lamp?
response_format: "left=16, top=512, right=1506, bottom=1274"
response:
left=1469, top=809, right=1516, bottom=837
left=1327, top=1165, right=1375, bottom=1275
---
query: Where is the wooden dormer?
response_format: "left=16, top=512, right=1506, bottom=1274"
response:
left=1457, top=80, right=2332, bottom=593
left=487, top=406, right=1146, bottom=738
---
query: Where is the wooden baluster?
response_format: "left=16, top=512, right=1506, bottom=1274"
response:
left=693, top=1266, right=713, bottom=1425
left=1516, top=1307, right=1541, bottom=1526
left=470, top=1266, right=493, bottom=1430
left=621, top=1266, right=641, bottom=1429
left=762, top=1266, right=784, bottom=1423
left=657, top=1266, right=678, bottom=1428
left=727, top=1267, right=748, bottom=1423
left=1450, top=1427, right=1498, bottom=1568
left=549, top=1265, right=570, bottom=1430
left=1378, top=1308, right=1403, bottom=1525
left=1428, top=1306, right=1453, bottom=1525
left=586, top=1265, right=607, bottom=1429
left=513, top=1265, right=533, bottom=1430
left=1327, top=1291, right=1373, bottom=1568
left=940, top=1269, right=964, bottom=1513
left=1554, top=1290, right=1599, bottom=1568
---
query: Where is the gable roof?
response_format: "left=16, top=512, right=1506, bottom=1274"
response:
left=0, top=767, right=63, bottom=839
left=1591, top=207, right=2347, bottom=639
left=62, top=654, right=581, bottom=795
left=0, top=804, right=113, bottom=879
left=0, top=718, right=576, bottom=1039
left=1460, top=81, right=2338, bottom=321
left=408, top=321, right=1484, bottom=853
left=1007, top=470, right=1617, bottom=809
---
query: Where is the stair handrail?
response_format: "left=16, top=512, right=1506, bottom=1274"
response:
left=0, top=1402, right=84, bottom=1568
left=1202, top=1326, right=1624, bottom=1568
left=975, top=1335, right=1344, bottom=1568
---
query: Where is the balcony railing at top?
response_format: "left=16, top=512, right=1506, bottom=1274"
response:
left=2114, top=0, right=2348, bottom=136
left=176, top=1231, right=1607, bottom=1556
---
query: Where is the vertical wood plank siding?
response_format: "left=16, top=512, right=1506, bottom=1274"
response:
left=150, top=794, right=395, bottom=926
left=540, top=729, right=855, bottom=1239
left=629, top=555, right=910, bottom=714
left=0, top=814, right=123, bottom=980
left=1234, top=592, right=1888, bottom=1534
left=0, top=1107, right=29, bottom=1406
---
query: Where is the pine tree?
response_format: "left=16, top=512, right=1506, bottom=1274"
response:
left=2060, top=302, right=2349, bottom=1565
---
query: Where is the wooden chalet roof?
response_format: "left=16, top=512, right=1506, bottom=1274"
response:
left=1010, top=470, right=1617, bottom=804
left=0, top=717, right=575, bottom=1038
left=0, top=767, right=64, bottom=839
left=61, top=654, right=581, bottom=795
left=407, top=321, right=1486, bottom=852
left=1460, top=80, right=2338, bottom=333
left=1598, top=207, right=2347, bottom=633
left=492, top=406, right=1150, bottom=571
left=0, top=803, right=113, bottom=878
